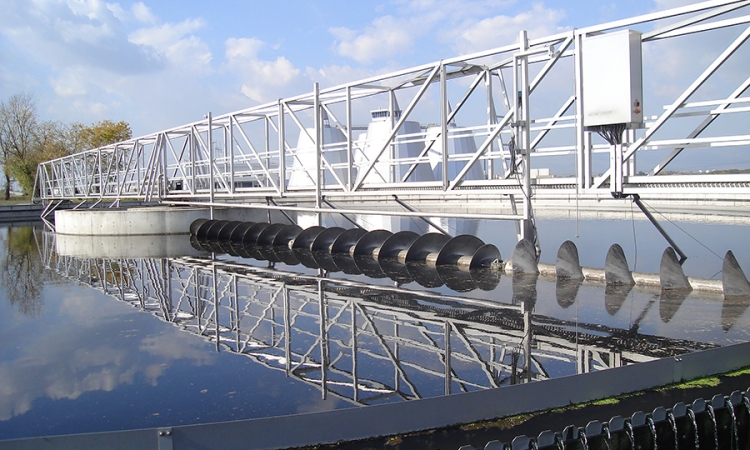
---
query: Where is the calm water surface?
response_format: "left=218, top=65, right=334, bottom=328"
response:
left=0, top=215, right=748, bottom=441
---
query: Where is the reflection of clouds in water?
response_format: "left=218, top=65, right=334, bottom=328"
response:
left=44, top=346, right=127, bottom=401
left=140, top=333, right=215, bottom=364
left=140, top=332, right=216, bottom=385
left=0, top=293, right=217, bottom=421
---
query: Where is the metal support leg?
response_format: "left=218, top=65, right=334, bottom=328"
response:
left=632, top=194, right=687, bottom=264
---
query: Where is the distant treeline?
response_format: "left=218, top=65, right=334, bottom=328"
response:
left=0, top=92, right=131, bottom=199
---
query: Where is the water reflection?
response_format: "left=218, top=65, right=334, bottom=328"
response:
left=0, top=226, right=45, bottom=316
left=39, top=232, right=733, bottom=408
left=0, top=223, right=747, bottom=440
left=721, top=295, right=750, bottom=332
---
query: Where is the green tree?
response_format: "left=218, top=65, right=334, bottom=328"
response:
left=70, top=119, right=132, bottom=152
left=0, top=93, right=37, bottom=200
left=9, top=120, right=70, bottom=196
left=0, top=92, right=133, bottom=198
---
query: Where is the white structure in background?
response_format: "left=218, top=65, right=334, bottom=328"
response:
left=427, top=217, right=479, bottom=236
left=354, top=109, right=434, bottom=185
left=354, top=214, right=426, bottom=234
left=425, top=122, right=484, bottom=182
left=288, top=118, right=348, bottom=188
left=296, top=212, right=321, bottom=229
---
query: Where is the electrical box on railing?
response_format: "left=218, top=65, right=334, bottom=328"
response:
left=582, top=29, right=644, bottom=129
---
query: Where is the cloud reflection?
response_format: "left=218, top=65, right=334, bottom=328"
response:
left=0, top=291, right=216, bottom=422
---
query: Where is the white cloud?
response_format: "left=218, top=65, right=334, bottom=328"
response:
left=105, top=2, right=127, bottom=21
left=226, top=36, right=264, bottom=60
left=225, top=37, right=301, bottom=103
left=104, top=1, right=156, bottom=24
left=304, top=64, right=384, bottom=90
left=63, top=0, right=114, bottom=22
left=0, top=0, right=162, bottom=75
left=131, top=2, right=157, bottom=24
left=50, top=69, right=88, bottom=97
left=330, top=16, right=415, bottom=64
left=451, top=4, right=567, bottom=54
left=0, top=300, right=217, bottom=422
left=129, top=18, right=212, bottom=68
left=0, top=1, right=220, bottom=132
left=398, top=0, right=517, bottom=25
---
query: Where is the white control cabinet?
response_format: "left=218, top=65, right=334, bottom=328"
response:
left=582, top=30, right=644, bottom=129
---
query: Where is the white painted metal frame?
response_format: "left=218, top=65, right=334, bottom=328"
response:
left=35, top=0, right=750, bottom=218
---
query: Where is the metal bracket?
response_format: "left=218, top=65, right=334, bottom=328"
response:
left=158, top=428, right=173, bottom=450
left=631, top=194, right=687, bottom=264
left=392, top=195, right=452, bottom=237
left=321, top=197, right=365, bottom=230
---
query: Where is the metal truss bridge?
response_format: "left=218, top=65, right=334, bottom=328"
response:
left=41, top=232, right=716, bottom=406
left=35, top=0, right=750, bottom=238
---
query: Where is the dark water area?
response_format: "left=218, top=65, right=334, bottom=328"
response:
left=0, top=215, right=749, bottom=441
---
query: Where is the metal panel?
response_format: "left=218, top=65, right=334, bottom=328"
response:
left=582, top=30, right=644, bottom=128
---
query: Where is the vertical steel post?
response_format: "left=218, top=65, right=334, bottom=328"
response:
left=213, top=263, right=220, bottom=352
left=515, top=30, right=537, bottom=249
left=191, top=130, right=196, bottom=198
left=161, top=134, right=168, bottom=199
left=444, top=321, right=451, bottom=395
left=97, top=148, right=102, bottom=199
left=574, top=30, right=594, bottom=190
left=284, top=286, right=291, bottom=375
left=229, top=115, right=235, bottom=195
left=264, top=114, right=270, bottom=188
left=394, top=322, right=400, bottom=391
left=394, top=90, right=398, bottom=183
left=611, top=143, right=624, bottom=197
left=485, top=69, right=496, bottom=180
left=318, top=277, right=328, bottom=399
left=166, top=259, right=173, bottom=322
left=351, top=301, right=358, bottom=402
left=627, top=129, right=637, bottom=176
left=440, top=61, right=449, bottom=190
left=314, top=83, right=322, bottom=226
left=522, top=300, right=532, bottom=382
left=233, top=275, right=239, bottom=349
left=278, top=101, right=287, bottom=195
left=346, top=85, right=353, bottom=191
left=136, top=140, right=141, bottom=198
left=208, top=112, right=214, bottom=219
left=223, top=120, right=228, bottom=182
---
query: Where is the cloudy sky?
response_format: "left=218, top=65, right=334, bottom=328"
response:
left=0, top=0, right=698, bottom=137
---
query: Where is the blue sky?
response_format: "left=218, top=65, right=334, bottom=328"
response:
left=0, top=0, right=691, bottom=137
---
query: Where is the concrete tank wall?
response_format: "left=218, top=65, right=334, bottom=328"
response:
left=55, top=206, right=294, bottom=236
left=55, top=207, right=208, bottom=236
left=55, top=233, right=206, bottom=258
